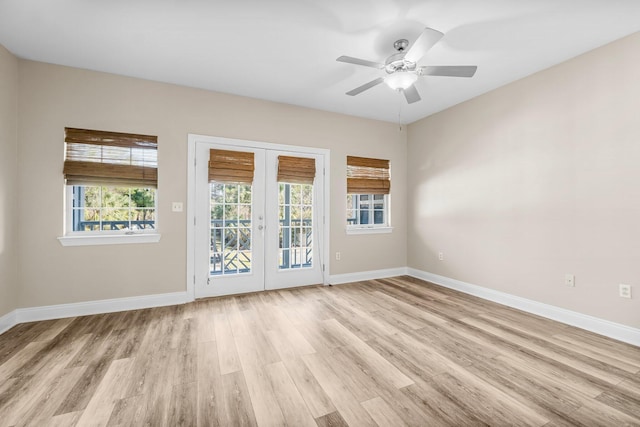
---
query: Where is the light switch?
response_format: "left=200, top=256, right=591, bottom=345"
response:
left=171, top=202, right=183, bottom=212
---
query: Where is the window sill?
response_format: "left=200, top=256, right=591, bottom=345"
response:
left=346, top=226, right=393, bottom=235
left=58, top=233, right=162, bottom=247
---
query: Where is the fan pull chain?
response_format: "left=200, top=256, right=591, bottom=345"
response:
left=398, top=90, right=403, bottom=132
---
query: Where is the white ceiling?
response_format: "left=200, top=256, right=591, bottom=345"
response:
left=1, top=1, right=638, bottom=124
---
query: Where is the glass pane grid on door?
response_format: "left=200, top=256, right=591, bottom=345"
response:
left=195, top=142, right=324, bottom=298
left=210, top=182, right=252, bottom=275
left=279, top=183, right=313, bottom=270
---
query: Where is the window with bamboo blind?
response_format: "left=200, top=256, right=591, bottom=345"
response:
left=277, top=155, right=316, bottom=270
left=209, top=149, right=255, bottom=184
left=63, top=128, right=158, bottom=237
left=277, top=155, right=316, bottom=184
left=346, top=156, right=390, bottom=194
left=63, top=127, right=158, bottom=187
left=346, top=156, right=391, bottom=231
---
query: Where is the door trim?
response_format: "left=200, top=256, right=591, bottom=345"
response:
left=186, top=134, right=331, bottom=300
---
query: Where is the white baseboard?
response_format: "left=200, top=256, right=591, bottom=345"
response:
left=0, top=310, right=18, bottom=335
left=407, top=268, right=640, bottom=347
left=3, top=268, right=638, bottom=348
left=14, top=291, right=192, bottom=324
left=0, top=268, right=406, bottom=333
left=329, top=267, right=408, bottom=285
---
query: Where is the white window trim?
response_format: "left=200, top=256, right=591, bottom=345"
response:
left=60, top=185, right=160, bottom=245
left=58, top=233, right=161, bottom=247
left=346, top=225, right=393, bottom=235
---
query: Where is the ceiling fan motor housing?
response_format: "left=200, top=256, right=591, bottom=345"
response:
left=385, top=39, right=417, bottom=74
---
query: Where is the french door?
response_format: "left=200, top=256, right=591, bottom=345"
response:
left=194, top=140, right=326, bottom=298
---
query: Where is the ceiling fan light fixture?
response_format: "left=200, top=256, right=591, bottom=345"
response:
left=385, top=71, right=418, bottom=90
left=338, top=27, right=476, bottom=104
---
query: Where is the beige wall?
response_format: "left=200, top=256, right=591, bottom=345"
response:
left=407, top=33, right=640, bottom=328
left=16, top=60, right=407, bottom=308
left=9, top=31, right=637, bottom=330
left=0, top=45, right=19, bottom=317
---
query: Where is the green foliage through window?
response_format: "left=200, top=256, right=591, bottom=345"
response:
left=71, top=186, right=156, bottom=231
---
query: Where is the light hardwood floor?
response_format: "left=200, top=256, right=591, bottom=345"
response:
left=1, top=276, right=639, bottom=426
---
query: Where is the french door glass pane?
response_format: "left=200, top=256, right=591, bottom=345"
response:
left=279, top=183, right=313, bottom=270
left=210, top=182, right=252, bottom=275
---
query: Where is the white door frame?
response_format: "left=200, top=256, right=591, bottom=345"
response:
left=186, top=134, right=331, bottom=299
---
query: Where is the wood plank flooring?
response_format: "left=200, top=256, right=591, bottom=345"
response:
left=1, top=276, right=639, bottom=426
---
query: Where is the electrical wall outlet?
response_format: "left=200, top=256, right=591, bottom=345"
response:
left=335, top=252, right=341, bottom=261
left=438, top=252, right=444, bottom=261
left=619, top=284, right=632, bottom=299
left=565, top=274, right=575, bottom=287
left=171, top=202, right=183, bottom=212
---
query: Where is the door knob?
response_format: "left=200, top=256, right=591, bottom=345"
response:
left=258, top=225, right=264, bottom=230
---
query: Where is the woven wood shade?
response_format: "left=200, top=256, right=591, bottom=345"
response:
left=63, top=127, right=158, bottom=187
left=346, top=156, right=390, bottom=194
left=209, top=149, right=255, bottom=184
left=277, top=156, right=316, bottom=184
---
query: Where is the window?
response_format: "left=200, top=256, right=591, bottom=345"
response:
left=68, top=186, right=156, bottom=232
left=347, top=194, right=387, bottom=226
left=62, top=128, right=158, bottom=237
left=346, top=156, right=391, bottom=232
left=277, top=155, right=316, bottom=270
left=209, top=182, right=252, bottom=275
left=208, top=149, right=255, bottom=275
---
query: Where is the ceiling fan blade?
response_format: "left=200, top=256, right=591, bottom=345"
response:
left=403, top=84, right=421, bottom=104
left=346, top=77, right=385, bottom=96
left=418, top=65, right=478, bottom=78
left=404, top=27, right=444, bottom=63
left=336, top=56, right=384, bottom=69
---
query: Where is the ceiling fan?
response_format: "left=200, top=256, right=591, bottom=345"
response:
left=337, top=27, right=477, bottom=104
